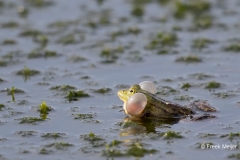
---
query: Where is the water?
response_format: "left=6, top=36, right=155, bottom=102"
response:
left=0, top=0, right=240, bottom=159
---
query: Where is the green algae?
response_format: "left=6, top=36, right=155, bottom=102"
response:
left=68, top=55, right=88, bottom=62
left=2, top=39, right=16, bottom=45
left=18, top=117, right=44, bottom=124
left=48, top=20, right=78, bottom=29
left=39, top=148, right=52, bottom=154
left=0, top=60, right=7, bottom=67
left=16, top=66, right=40, bottom=76
left=6, top=87, right=25, bottom=95
left=73, top=113, right=94, bottom=119
left=228, top=153, right=240, bottom=159
left=100, top=46, right=123, bottom=63
left=103, top=142, right=157, bottom=158
left=147, top=32, right=178, bottom=49
left=1, top=22, right=19, bottom=28
left=19, top=30, right=42, bottom=37
left=131, top=6, right=144, bottom=17
left=176, top=55, right=202, bottom=63
left=212, top=92, right=236, bottom=99
left=193, top=14, right=213, bottom=29
left=24, top=0, right=54, bottom=8
left=188, top=73, right=214, bottom=80
left=34, top=35, right=48, bottom=47
left=0, top=104, right=5, bottom=111
left=81, top=132, right=103, bottom=141
left=181, top=83, right=192, bottom=90
left=192, top=38, right=215, bottom=49
left=15, top=131, right=37, bottom=137
left=127, top=142, right=157, bottom=157
left=57, top=34, right=76, bottom=45
left=66, top=90, right=90, bottom=101
left=228, top=132, right=240, bottom=141
left=174, top=95, right=193, bottom=101
left=39, top=101, right=52, bottom=116
left=204, top=81, right=221, bottom=89
left=156, top=86, right=179, bottom=96
left=41, top=133, right=66, bottom=139
left=11, top=86, right=15, bottom=102
left=223, top=43, right=240, bottom=52
left=174, top=0, right=211, bottom=19
left=28, top=50, right=58, bottom=58
left=50, top=85, right=76, bottom=91
left=45, top=142, right=73, bottom=150
left=93, top=88, right=111, bottom=94
left=161, top=131, right=183, bottom=139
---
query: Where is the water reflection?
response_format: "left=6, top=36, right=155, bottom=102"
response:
left=119, top=117, right=180, bottom=136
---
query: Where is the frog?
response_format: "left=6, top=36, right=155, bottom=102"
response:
left=118, top=84, right=217, bottom=121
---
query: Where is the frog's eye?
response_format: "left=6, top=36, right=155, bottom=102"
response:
left=130, top=90, right=133, bottom=93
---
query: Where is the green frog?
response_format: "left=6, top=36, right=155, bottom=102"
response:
left=118, top=84, right=216, bottom=121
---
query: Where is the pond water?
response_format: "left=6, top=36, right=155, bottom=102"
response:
left=0, top=0, right=240, bottom=159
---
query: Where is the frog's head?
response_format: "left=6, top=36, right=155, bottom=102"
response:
left=118, top=84, right=147, bottom=116
left=117, top=84, right=141, bottom=103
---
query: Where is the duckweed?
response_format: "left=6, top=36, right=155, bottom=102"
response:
left=1, top=22, right=19, bottom=28
left=16, top=66, right=40, bottom=76
left=156, top=86, right=179, bottom=96
left=181, top=83, right=192, bottom=90
left=66, top=90, right=90, bottom=101
left=0, top=60, right=7, bottom=67
left=6, top=87, right=25, bottom=95
left=39, top=148, right=52, bottom=154
left=73, top=113, right=94, bottom=119
left=11, top=86, right=15, bottom=102
left=127, top=142, right=157, bottom=157
left=34, top=35, right=48, bottom=47
left=192, top=38, right=215, bottom=49
left=41, top=133, right=66, bottom=139
left=57, top=34, right=76, bottom=45
left=228, top=153, right=240, bottom=159
left=174, top=95, right=193, bottom=101
left=93, top=88, right=111, bottom=94
left=131, top=6, right=144, bottom=17
left=50, top=85, right=76, bottom=91
left=223, top=43, right=240, bottom=52
left=15, top=131, right=37, bottom=137
left=212, top=92, right=236, bottom=99
left=45, top=142, right=73, bottom=150
left=81, top=132, right=103, bottom=141
left=18, top=117, right=44, bottom=124
left=2, top=39, right=16, bottom=45
left=204, top=81, right=221, bottom=89
left=188, top=73, right=214, bottom=80
left=146, top=32, right=178, bottom=49
left=19, top=30, right=42, bottom=37
left=228, top=132, right=240, bottom=141
left=176, top=55, right=202, bottom=63
left=24, top=0, right=54, bottom=7
left=0, top=104, right=5, bottom=110
left=39, top=101, right=52, bottom=115
left=68, top=55, right=87, bottom=62
left=193, top=15, right=213, bottom=29
left=162, top=131, right=183, bottom=139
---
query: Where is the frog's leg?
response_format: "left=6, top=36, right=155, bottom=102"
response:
left=188, top=100, right=217, bottom=112
left=190, top=113, right=216, bottom=121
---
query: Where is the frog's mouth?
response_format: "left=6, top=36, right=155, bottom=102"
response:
left=117, top=89, right=129, bottom=103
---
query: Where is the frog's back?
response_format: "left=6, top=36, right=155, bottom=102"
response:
left=138, top=90, right=194, bottom=118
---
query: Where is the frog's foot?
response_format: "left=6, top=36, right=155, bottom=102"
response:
left=190, top=113, right=216, bottom=121
left=188, top=100, right=217, bottom=112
